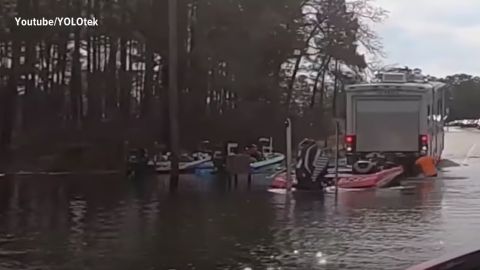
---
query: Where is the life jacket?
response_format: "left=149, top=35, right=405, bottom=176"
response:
left=415, top=156, right=437, bottom=177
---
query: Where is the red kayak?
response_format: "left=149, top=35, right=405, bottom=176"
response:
left=270, top=172, right=296, bottom=189
left=270, top=166, right=404, bottom=190
left=337, top=166, right=404, bottom=189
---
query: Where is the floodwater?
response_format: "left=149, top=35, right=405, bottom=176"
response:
left=0, top=128, right=479, bottom=270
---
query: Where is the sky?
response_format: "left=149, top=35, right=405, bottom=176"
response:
left=373, top=0, right=480, bottom=77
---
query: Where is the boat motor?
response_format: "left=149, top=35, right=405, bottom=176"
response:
left=352, top=160, right=376, bottom=174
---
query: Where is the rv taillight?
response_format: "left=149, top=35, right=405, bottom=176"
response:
left=345, top=135, right=355, bottom=143
left=345, top=135, right=356, bottom=152
left=419, top=135, right=428, bottom=153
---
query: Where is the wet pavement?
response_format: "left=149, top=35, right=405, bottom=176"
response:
left=0, top=127, right=479, bottom=270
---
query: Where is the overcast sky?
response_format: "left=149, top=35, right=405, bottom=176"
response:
left=374, top=0, right=480, bottom=77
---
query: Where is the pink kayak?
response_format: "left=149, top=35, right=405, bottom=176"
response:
left=270, top=166, right=404, bottom=190
left=270, top=172, right=296, bottom=189
left=337, top=166, right=404, bottom=189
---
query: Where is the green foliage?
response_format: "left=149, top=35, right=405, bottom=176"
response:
left=444, top=74, right=480, bottom=120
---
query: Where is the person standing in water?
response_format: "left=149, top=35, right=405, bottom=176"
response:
left=295, top=140, right=330, bottom=190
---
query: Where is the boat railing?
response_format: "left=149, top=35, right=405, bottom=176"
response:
left=259, top=137, right=274, bottom=156
left=226, top=143, right=239, bottom=156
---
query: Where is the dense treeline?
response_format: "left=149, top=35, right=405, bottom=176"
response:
left=0, top=0, right=386, bottom=168
left=440, top=74, right=480, bottom=120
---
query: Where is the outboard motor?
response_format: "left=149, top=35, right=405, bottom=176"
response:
left=295, top=140, right=331, bottom=190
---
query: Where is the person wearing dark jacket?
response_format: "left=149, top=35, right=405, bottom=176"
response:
left=295, top=140, right=330, bottom=190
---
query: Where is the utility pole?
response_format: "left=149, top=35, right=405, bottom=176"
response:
left=334, top=120, right=339, bottom=200
left=285, top=118, right=292, bottom=192
left=168, top=0, right=180, bottom=190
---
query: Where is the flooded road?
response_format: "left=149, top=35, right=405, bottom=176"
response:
left=0, top=127, right=479, bottom=270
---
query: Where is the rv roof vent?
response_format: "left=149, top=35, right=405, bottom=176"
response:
left=381, top=72, right=407, bottom=83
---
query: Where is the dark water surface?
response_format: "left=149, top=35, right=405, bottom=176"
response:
left=0, top=163, right=478, bottom=270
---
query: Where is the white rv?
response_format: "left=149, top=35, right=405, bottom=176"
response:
left=344, top=69, right=447, bottom=170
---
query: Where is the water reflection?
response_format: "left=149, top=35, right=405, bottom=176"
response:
left=265, top=179, right=446, bottom=270
left=0, top=171, right=463, bottom=270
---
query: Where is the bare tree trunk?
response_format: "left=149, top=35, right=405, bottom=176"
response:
left=86, top=9, right=93, bottom=122
left=106, top=37, right=118, bottom=119
left=21, top=0, right=36, bottom=132
left=168, top=0, right=180, bottom=188
left=119, top=37, right=129, bottom=120
left=141, top=41, right=154, bottom=118
left=310, top=56, right=331, bottom=108
left=23, top=38, right=36, bottom=131
left=332, top=59, right=340, bottom=114
left=285, top=26, right=319, bottom=113
left=319, top=63, right=328, bottom=107
left=86, top=0, right=101, bottom=124
left=58, top=31, right=68, bottom=124
left=45, top=42, right=53, bottom=95
left=285, top=55, right=301, bottom=113
left=0, top=42, right=20, bottom=156
left=70, top=1, right=83, bottom=129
